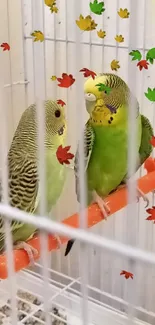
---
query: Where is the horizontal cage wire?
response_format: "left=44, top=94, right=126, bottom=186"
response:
left=0, top=0, right=155, bottom=325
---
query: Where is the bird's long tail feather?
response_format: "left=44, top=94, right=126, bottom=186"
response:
left=64, top=239, right=75, bottom=256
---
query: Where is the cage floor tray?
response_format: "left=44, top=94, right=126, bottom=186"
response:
left=0, top=269, right=152, bottom=325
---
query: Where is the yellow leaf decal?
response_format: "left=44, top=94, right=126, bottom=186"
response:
left=118, top=8, right=130, bottom=18
left=44, top=0, right=55, bottom=6
left=97, top=29, right=106, bottom=38
left=76, top=15, right=97, bottom=31
left=111, top=60, right=120, bottom=71
left=51, top=75, right=57, bottom=81
left=31, top=30, right=45, bottom=42
left=50, top=6, right=58, bottom=13
left=44, top=0, right=58, bottom=13
left=115, top=34, right=124, bottom=43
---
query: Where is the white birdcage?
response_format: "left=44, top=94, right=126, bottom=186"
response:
left=0, top=0, right=155, bottom=325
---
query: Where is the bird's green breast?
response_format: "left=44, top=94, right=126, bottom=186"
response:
left=87, top=117, right=142, bottom=198
left=11, top=149, right=66, bottom=246
left=45, top=149, right=66, bottom=212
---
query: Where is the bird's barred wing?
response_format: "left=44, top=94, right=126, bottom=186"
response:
left=74, top=121, right=95, bottom=202
left=115, top=114, right=154, bottom=189
left=0, top=154, right=39, bottom=247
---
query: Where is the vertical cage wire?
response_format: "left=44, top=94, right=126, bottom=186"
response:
left=64, top=0, right=72, bottom=277
left=54, top=12, right=62, bottom=278
left=99, top=1, right=107, bottom=303
left=146, top=1, right=155, bottom=314
left=0, top=83, right=18, bottom=325
left=140, top=0, right=152, bottom=313
left=21, top=0, right=28, bottom=109
left=74, top=0, right=89, bottom=324
left=0, top=1, right=18, bottom=324
left=31, top=1, right=50, bottom=324
left=126, top=0, right=139, bottom=322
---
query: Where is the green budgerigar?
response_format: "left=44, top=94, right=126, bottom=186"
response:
left=0, top=100, right=67, bottom=262
left=65, top=73, right=154, bottom=256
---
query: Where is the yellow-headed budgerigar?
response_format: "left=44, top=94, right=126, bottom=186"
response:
left=65, top=73, right=153, bottom=256
left=0, top=100, right=67, bottom=262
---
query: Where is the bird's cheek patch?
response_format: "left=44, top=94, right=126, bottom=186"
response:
left=58, top=125, right=65, bottom=135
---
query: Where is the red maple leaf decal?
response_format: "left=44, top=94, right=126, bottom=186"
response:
left=120, top=270, right=133, bottom=279
left=144, top=157, right=155, bottom=173
left=0, top=42, right=10, bottom=51
left=146, top=206, right=155, bottom=222
left=57, top=99, right=66, bottom=107
left=137, top=60, right=149, bottom=71
left=80, top=68, right=97, bottom=79
left=56, top=145, right=74, bottom=165
left=57, top=73, right=75, bottom=88
left=150, top=136, right=155, bottom=147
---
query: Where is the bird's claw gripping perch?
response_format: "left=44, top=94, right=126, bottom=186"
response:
left=14, top=242, right=38, bottom=265
left=92, top=190, right=110, bottom=220
left=136, top=187, right=149, bottom=208
left=115, top=184, right=149, bottom=208
left=54, top=234, right=62, bottom=249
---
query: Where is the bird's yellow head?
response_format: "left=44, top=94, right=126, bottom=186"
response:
left=84, top=73, right=139, bottom=127
left=44, top=100, right=66, bottom=146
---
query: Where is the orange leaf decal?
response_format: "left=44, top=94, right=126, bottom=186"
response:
left=56, top=145, right=74, bottom=165
left=150, top=136, right=155, bottom=147
left=57, top=99, right=66, bottom=107
left=120, top=270, right=133, bottom=279
left=144, top=157, right=155, bottom=173
left=80, top=68, right=97, bottom=79
left=57, top=73, right=75, bottom=88
left=146, top=206, right=155, bottom=222
left=0, top=42, right=10, bottom=51
left=137, top=60, right=149, bottom=71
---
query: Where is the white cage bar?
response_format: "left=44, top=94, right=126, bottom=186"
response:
left=0, top=0, right=155, bottom=325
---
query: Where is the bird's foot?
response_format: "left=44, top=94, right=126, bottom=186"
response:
left=136, top=187, right=149, bottom=208
left=53, top=234, right=62, bottom=249
left=92, top=190, right=110, bottom=220
left=14, top=242, right=38, bottom=266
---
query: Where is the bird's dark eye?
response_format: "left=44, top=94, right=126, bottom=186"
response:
left=55, top=109, right=61, bottom=118
left=104, top=90, right=107, bottom=94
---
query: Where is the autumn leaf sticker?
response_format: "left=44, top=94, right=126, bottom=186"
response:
left=57, top=99, right=66, bottom=107
left=89, top=0, right=105, bottom=15
left=95, top=83, right=111, bottom=94
left=137, top=60, right=149, bottom=71
left=57, top=73, right=75, bottom=88
left=44, top=0, right=55, bottom=6
left=80, top=68, right=97, bottom=79
left=150, top=136, right=155, bottom=147
left=111, top=60, right=120, bottom=71
left=44, top=0, right=58, bottom=13
left=129, top=50, right=142, bottom=61
left=146, top=48, right=155, bottom=64
left=144, top=157, right=155, bottom=173
left=50, top=6, right=58, bottom=13
left=76, top=15, right=97, bottom=31
left=31, top=31, right=45, bottom=42
left=0, top=43, right=10, bottom=51
left=145, top=88, right=155, bottom=102
left=118, top=8, right=130, bottom=18
left=129, top=50, right=150, bottom=71
left=56, top=145, right=74, bottom=165
left=120, top=270, right=133, bottom=279
left=51, top=75, right=57, bottom=81
left=97, top=29, right=106, bottom=39
left=146, top=207, right=155, bottom=223
left=115, top=35, right=124, bottom=43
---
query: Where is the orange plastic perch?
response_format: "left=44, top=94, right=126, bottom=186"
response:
left=0, top=168, right=155, bottom=279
